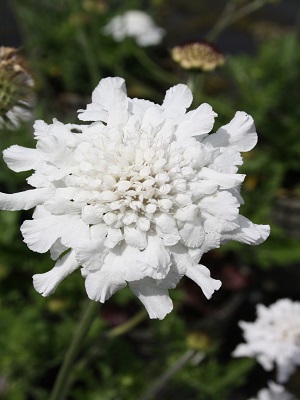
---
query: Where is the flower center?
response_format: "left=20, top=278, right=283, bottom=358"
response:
left=68, top=129, right=194, bottom=230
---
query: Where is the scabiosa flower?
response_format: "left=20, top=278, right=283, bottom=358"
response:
left=103, top=10, right=165, bottom=47
left=171, top=41, right=225, bottom=71
left=0, top=77, right=269, bottom=319
left=0, top=47, right=34, bottom=129
left=233, top=299, right=300, bottom=382
left=249, top=381, right=296, bottom=400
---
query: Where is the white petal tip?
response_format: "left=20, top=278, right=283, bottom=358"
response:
left=33, top=273, right=57, bottom=297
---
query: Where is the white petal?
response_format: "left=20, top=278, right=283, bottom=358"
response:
left=175, top=204, right=199, bottom=222
left=33, top=251, right=79, bottom=296
left=189, top=232, right=220, bottom=262
left=0, top=188, right=54, bottom=211
left=33, top=119, right=50, bottom=138
left=175, top=103, right=217, bottom=140
left=189, top=181, right=218, bottom=199
left=107, top=87, right=129, bottom=128
left=76, top=224, right=108, bottom=269
left=168, top=242, right=190, bottom=278
left=50, top=239, right=68, bottom=260
left=137, top=216, right=151, bottom=232
left=205, top=111, right=257, bottom=152
left=78, top=77, right=126, bottom=122
left=37, top=135, right=74, bottom=169
left=43, top=196, right=82, bottom=215
left=84, top=261, right=126, bottom=302
left=3, top=145, right=39, bottom=172
left=140, top=106, right=165, bottom=133
left=156, top=263, right=184, bottom=290
left=162, top=84, right=193, bottom=120
left=203, top=215, right=239, bottom=233
left=128, top=98, right=156, bottom=119
left=105, top=246, right=152, bottom=282
left=104, top=227, right=123, bottom=248
left=221, top=215, right=270, bottom=245
left=21, top=214, right=89, bottom=253
left=140, top=235, right=171, bottom=280
left=124, top=225, right=147, bottom=249
left=129, top=278, right=173, bottom=319
left=198, top=167, right=245, bottom=189
left=210, top=147, right=243, bottom=173
left=179, top=218, right=205, bottom=248
left=199, top=191, right=240, bottom=221
left=154, top=213, right=181, bottom=246
left=27, top=172, right=52, bottom=188
left=186, top=264, right=221, bottom=299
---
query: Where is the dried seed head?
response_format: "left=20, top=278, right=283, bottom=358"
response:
left=0, top=47, right=34, bottom=129
left=171, top=41, right=225, bottom=71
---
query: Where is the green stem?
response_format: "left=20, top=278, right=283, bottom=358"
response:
left=49, top=299, right=100, bottom=400
left=106, top=309, right=147, bottom=338
left=186, top=72, right=204, bottom=107
left=76, top=29, right=100, bottom=88
left=132, top=46, right=178, bottom=85
left=138, top=349, right=203, bottom=400
left=52, top=308, right=148, bottom=397
left=206, top=0, right=268, bottom=43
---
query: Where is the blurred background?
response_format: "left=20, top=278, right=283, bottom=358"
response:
left=1, top=0, right=300, bottom=399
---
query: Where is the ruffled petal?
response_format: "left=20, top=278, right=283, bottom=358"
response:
left=175, top=103, right=217, bottom=140
left=107, top=87, right=129, bottom=128
left=186, top=263, right=222, bottom=299
left=3, top=145, right=39, bottom=172
left=162, top=84, right=193, bottom=120
left=84, top=260, right=127, bottom=302
left=154, top=212, right=181, bottom=246
left=21, top=213, right=89, bottom=253
left=179, top=218, right=205, bottom=248
left=75, top=224, right=108, bottom=269
left=0, top=188, right=54, bottom=211
left=124, top=225, right=147, bottom=249
left=199, top=191, right=240, bottom=221
left=221, top=215, right=270, bottom=245
left=205, top=111, right=257, bottom=152
left=139, top=235, right=171, bottom=280
left=50, top=239, right=68, bottom=260
left=129, top=277, right=173, bottom=319
left=78, top=77, right=126, bottom=122
left=188, top=232, right=221, bottom=262
left=33, top=250, right=79, bottom=296
left=198, top=167, right=245, bottom=189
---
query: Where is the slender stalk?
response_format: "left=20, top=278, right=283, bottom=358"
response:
left=76, top=29, right=100, bottom=88
left=138, top=349, right=203, bottom=400
left=206, top=0, right=268, bottom=42
left=52, top=308, right=148, bottom=397
left=132, top=46, right=178, bottom=85
left=106, top=309, right=147, bottom=338
left=49, top=299, right=100, bottom=400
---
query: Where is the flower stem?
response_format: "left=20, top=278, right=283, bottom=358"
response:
left=138, top=349, right=203, bottom=400
left=132, top=46, right=178, bottom=85
left=49, top=299, right=100, bottom=400
left=106, top=309, right=147, bottom=338
left=206, top=0, right=268, bottom=43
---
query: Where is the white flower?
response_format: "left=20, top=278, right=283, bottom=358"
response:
left=249, top=381, right=296, bottom=400
left=0, top=77, right=270, bottom=319
left=233, top=299, right=300, bottom=382
left=103, top=10, right=165, bottom=47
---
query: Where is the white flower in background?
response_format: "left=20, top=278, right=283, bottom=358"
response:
left=0, top=77, right=270, bottom=319
left=103, top=10, right=165, bottom=47
left=249, top=381, right=296, bottom=400
left=233, top=299, right=300, bottom=382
